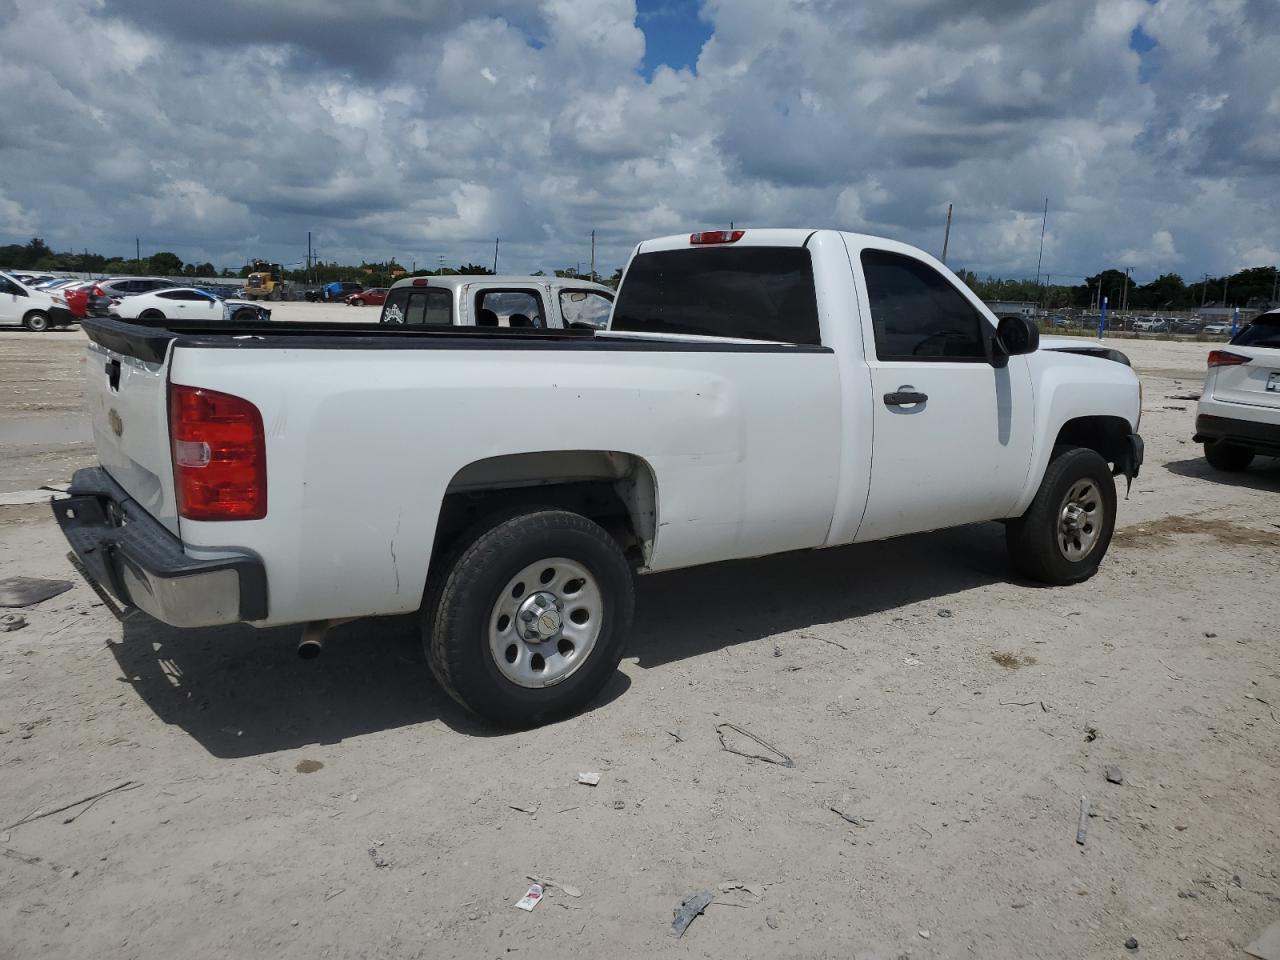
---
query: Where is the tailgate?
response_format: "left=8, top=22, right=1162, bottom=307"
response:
left=84, top=335, right=181, bottom=536
left=1212, top=345, right=1280, bottom=411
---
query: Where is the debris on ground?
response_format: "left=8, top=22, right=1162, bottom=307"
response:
left=937, top=609, right=953, bottom=618
left=1105, top=766, right=1125, bottom=785
left=718, top=880, right=765, bottom=898
left=766, top=914, right=780, bottom=930
left=509, top=803, right=538, bottom=815
left=715, top=722, right=795, bottom=767
left=1124, top=935, right=1139, bottom=950
left=367, top=847, right=389, bottom=868
left=1076, top=795, right=1090, bottom=845
left=772, top=644, right=782, bottom=658
left=0, top=613, right=27, bottom=632
left=576, top=772, right=600, bottom=787
left=1084, top=726, right=1099, bottom=742
left=0, top=577, right=73, bottom=608
left=526, top=875, right=582, bottom=898
left=829, top=806, right=874, bottom=828
left=3, top=780, right=140, bottom=831
left=516, top=883, right=543, bottom=911
left=669, top=891, right=714, bottom=938
left=295, top=759, right=324, bottom=774
left=611, top=800, right=626, bottom=810
left=1245, top=918, right=1280, bottom=960
left=919, top=928, right=932, bottom=939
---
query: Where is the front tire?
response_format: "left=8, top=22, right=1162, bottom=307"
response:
left=23, top=311, right=50, bottom=332
left=424, top=509, right=634, bottom=728
left=1203, top=441, right=1254, bottom=472
left=1006, top=447, right=1117, bottom=585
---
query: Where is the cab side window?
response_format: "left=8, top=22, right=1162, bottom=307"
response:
left=861, top=250, right=988, bottom=361
left=559, top=290, right=612, bottom=329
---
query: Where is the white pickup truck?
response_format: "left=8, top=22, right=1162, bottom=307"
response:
left=54, top=228, right=1143, bottom=726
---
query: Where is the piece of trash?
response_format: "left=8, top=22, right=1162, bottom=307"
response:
left=1204, top=632, right=1217, bottom=639
left=516, top=883, right=543, bottom=911
left=611, top=799, right=626, bottom=810
left=1084, top=726, right=1098, bottom=742
left=1245, top=917, right=1280, bottom=960
left=527, top=875, right=582, bottom=898
left=324, top=888, right=346, bottom=902
left=937, top=609, right=953, bottom=618
left=0, top=613, right=27, bottom=632
left=0, top=577, right=73, bottom=609
left=1124, top=935, right=1139, bottom=950
left=766, top=914, right=780, bottom=930
left=296, top=759, right=324, bottom=774
left=772, top=644, right=782, bottom=658
left=1076, top=795, right=1090, bottom=845
left=4, top=780, right=139, bottom=832
left=919, top=929, right=932, bottom=939
left=669, top=891, right=714, bottom=938
left=368, top=847, right=388, bottom=868
left=716, top=722, right=794, bottom=767
left=1105, top=766, right=1124, bottom=785
left=719, top=880, right=765, bottom=898
left=576, top=772, right=600, bottom=787
left=509, top=803, right=538, bottom=815
left=903, top=657, right=921, bottom=666
left=829, top=806, right=873, bottom=828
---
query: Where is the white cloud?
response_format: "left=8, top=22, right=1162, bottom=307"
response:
left=0, top=0, right=1276, bottom=281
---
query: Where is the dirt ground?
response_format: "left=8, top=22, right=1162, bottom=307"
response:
left=1, top=326, right=1278, bottom=960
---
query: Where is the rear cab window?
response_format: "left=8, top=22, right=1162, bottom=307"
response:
left=381, top=286, right=453, bottom=325
left=475, top=289, right=545, bottom=328
left=611, top=246, right=820, bottom=344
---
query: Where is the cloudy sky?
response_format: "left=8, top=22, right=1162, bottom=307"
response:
left=0, top=0, right=1276, bottom=281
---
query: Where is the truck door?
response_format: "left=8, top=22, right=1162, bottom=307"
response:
left=853, top=247, right=1034, bottom=542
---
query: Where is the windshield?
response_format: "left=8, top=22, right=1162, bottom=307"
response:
left=1231, top=313, right=1280, bottom=347
left=612, top=246, right=820, bottom=343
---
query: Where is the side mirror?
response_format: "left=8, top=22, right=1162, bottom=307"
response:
left=993, top=315, right=1039, bottom=367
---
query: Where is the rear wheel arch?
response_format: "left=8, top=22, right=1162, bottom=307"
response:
left=426, top=451, right=658, bottom=594
left=138, top=309, right=165, bottom=320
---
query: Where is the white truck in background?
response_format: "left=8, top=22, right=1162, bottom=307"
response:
left=54, top=228, right=1143, bottom=727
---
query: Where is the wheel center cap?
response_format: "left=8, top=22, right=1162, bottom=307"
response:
left=1062, top=503, right=1085, bottom=532
left=517, top=592, right=562, bottom=640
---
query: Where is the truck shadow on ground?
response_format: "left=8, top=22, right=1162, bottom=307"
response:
left=110, top=522, right=1010, bottom=758
left=1163, top=455, right=1280, bottom=491
left=628, top=521, right=1011, bottom=668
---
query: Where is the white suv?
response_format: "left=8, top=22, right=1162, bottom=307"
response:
left=1195, top=308, right=1280, bottom=470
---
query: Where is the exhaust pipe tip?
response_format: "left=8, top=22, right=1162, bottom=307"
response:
left=297, top=638, right=323, bottom=660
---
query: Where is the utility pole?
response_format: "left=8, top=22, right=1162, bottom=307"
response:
left=1201, top=274, right=1209, bottom=309
left=437, top=255, right=444, bottom=276
left=1122, top=267, right=1131, bottom=313
left=1272, top=265, right=1279, bottom=306
left=1034, top=198, right=1048, bottom=287
left=1223, top=276, right=1230, bottom=307
left=136, top=237, right=141, bottom=272
left=307, top=231, right=312, bottom=284
left=941, top=203, right=953, bottom=264
left=493, top=237, right=499, bottom=275
left=590, top=230, right=596, bottom=282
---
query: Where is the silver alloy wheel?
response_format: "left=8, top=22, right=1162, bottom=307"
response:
left=488, top=557, right=603, bottom=688
left=1057, top=478, right=1103, bottom=562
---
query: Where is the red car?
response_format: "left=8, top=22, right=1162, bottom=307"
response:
left=346, top=287, right=388, bottom=306
left=62, top=282, right=93, bottom=320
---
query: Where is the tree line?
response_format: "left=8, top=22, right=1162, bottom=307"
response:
left=955, top=266, right=1279, bottom=312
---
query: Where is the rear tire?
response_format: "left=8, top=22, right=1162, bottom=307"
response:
left=1006, top=446, right=1117, bottom=585
left=1203, top=441, right=1254, bottom=472
left=23, top=311, right=50, bottom=332
left=139, top=310, right=165, bottom=321
left=424, top=509, right=634, bottom=728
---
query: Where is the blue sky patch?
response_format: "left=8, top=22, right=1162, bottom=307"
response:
left=636, top=0, right=711, bottom=78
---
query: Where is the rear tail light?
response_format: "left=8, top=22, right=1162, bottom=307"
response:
left=91, top=285, right=104, bottom=297
left=169, top=384, right=267, bottom=521
left=1207, top=350, right=1249, bottom=368
left=690, top=230, right=745, bottom=245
